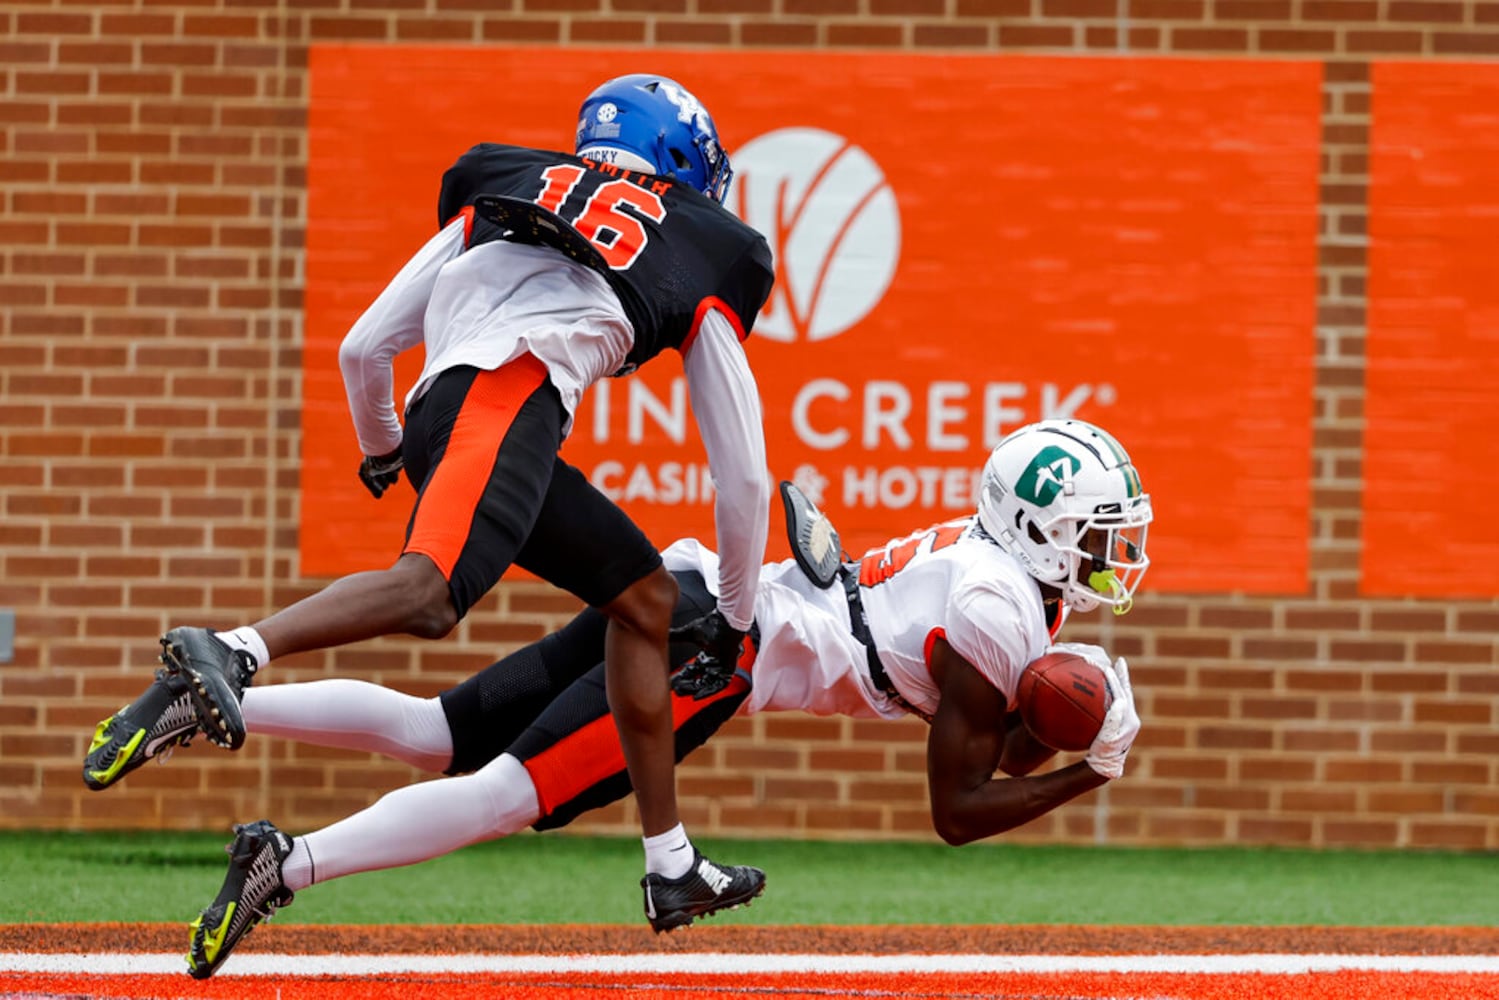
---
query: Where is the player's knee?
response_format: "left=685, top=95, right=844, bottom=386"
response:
left=605, top=566, right=678, bottom=638
left=407, top=593, right=459, bottom=639
left=391, top=554, right=459, bottom=639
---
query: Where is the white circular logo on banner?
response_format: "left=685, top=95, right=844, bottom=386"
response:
left=729, top=127, right=900, bottom=343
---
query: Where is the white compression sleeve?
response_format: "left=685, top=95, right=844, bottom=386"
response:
left=290, top=752, right=540, bottom=890
left=682, top=311, right=770, bottom=633
left=240, top=680, right=454, bottom=773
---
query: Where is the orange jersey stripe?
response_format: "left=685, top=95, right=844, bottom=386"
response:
left=404, top=355, right=549, bottom=578
left=678, top=295, right=747, bottom=358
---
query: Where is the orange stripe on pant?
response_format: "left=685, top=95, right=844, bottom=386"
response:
left=524, top=649, right=756, bottom=820
left=404, top=355, right=549, bottom=579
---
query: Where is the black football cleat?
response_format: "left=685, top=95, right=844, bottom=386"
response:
left=159, top=627, right=256, bottom=750
left=83, top=668, right=199, bottom=790
left=641, top=848, right=765, bottom=933
left=187, top=819, right=295, bottom=979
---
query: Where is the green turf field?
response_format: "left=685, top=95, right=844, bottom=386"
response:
left=2, top=830, right=1494, bottom=926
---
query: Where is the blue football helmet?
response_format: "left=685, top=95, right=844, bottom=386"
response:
left=575, top=74, right=734, bottom=203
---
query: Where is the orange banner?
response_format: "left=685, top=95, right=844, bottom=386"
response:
left=303, top=47, right=1321, bottom=595
left=1363, top=63, right=1499, bottom=598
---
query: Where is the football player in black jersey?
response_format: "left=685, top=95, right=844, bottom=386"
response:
left=85, top=74, right=776, bottom=965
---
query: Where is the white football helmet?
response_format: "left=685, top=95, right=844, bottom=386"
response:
left=977, top=419, right=1152, bottom=614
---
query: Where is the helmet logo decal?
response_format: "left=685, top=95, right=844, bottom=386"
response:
left=1014, top=446, right=1082, bottom=506
left=728, top=127, right=900, bottom=343
left=596, top=103, right=618, bottom=124
left=657, top=81, right=712, bottom=133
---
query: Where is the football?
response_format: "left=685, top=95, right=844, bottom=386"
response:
left=1015, top=650, right=1113, bottom=752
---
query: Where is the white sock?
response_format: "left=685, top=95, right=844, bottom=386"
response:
left=216, top=626, right=269, bottom=669
left=241, top=680, right=454, bottom=772
left=297, top=753, right=540, bottom=887
left=643, top=822, right=694, bottom=879
left=281, top=837, right=315, bottom=892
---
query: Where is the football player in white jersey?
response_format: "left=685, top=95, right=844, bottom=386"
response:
left=140, top=418, right=1152, bottom=978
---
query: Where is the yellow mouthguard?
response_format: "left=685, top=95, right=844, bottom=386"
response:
left=1088, top=568, right=1133, bottom=616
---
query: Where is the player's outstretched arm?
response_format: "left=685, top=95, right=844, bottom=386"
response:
left=925, top=638, right=1107, bottom=846
left=996, top=709, right=1058, bottom=777
left=681, top=313, right=770, bottom=632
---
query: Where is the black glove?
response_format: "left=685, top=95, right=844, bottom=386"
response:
left=669, top=609, right=746, bottom=701
left=358, top=447, right=404, bottom=499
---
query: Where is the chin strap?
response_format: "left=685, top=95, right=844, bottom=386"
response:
left=1088, top=568, right=1132, bottom=616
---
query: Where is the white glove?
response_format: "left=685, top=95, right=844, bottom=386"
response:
left=1084, top=654, right=1140, bottom=780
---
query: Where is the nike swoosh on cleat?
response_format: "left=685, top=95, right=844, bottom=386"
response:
left=144, top=729, right=186, bottom=758
left=644, top=884, right=656, bottom=920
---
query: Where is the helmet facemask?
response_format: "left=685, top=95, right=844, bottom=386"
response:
left=1057, top=503, right=1152, bottom=614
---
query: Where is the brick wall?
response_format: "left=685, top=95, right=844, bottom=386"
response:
left=2, top=1, right=1497, bottom=850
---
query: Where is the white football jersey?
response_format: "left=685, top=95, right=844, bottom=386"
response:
left=856, top=517, right=1058, bottom=718
left=662, top=516, right=1057, bottom=721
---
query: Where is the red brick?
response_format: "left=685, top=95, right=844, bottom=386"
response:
left=1369, top=669, right=1447, bottom=693
left=1328, top=638, right=1405, bottom=663
left=1408, top=823, right=1491, bottom=850
left=1370, top=729, right=1447, bottom=754
left=1284, top=669, right=1362, bottom=692
left=16, top=12, right=94, bottom=33
left=1144, top=812, right=1227, bottom=842
left=182, top=14, right=262, bottom=35
left=1412, top=761, right=1491, bottom=784
left=1387, top=0, right=1463, bottom=22
left=1413, top=700, right=1490, bottom=725
left=16, top=130, right=91, bottom=154
left=1303, top=0, right=1378, bottom=19
left=1241, top=757, right=1316, bottom=781
left=1413, top=640, right=1494, bottom=664
left=911, top=22, right=995, bottom=46
left=140, top=42, right=219, bottom=67
left=873, top=0, right=944, bottom=13
left=1242, top=637, right=1319, bottom=661
left=998, top=23, right=1075, bottom=47
left=657, top=19, right=734, bottom=43
left=828, top=21, right=905, bottom=46
left=1215, top=0, right=1290, bottom=16
left=1453, top=791, right=1499, bottom=816
left=100, top=13, right=175, bottom=34
left=0, top=41, right=51, bottom=62
left=183, top=72, right=261, bottom=98
left=1281, top=788, right=1355, bottom=813
left=1347, top=29, right=1424, bottom=54
left=724, top=746, right=801, bottom=770
left=1241, top=697, right=1319, bottom=720
left=1171, top=27, right=1250, bottom=51
left=481, top=18, right=562, bottom=41
left=1199, top=726, right=1273, bottom=750
left=1152, top=695, right=1231, bottom=717
left=1151, top=756, right=1228, bottom=780
left=1327, top=698, right=1403, bottom=722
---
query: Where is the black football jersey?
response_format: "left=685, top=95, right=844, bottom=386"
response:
left=438, top=143, right=774, bottom=371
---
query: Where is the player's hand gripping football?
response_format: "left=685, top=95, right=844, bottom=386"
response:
left=669, top=608, right=746, bottom=701
left=1084, top=654, right=1140, bottom=780
left=358, top=447, right=404, bottom=499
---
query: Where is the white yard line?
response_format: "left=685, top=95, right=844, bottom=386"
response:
left=2, top=952, right=1498, bottom=976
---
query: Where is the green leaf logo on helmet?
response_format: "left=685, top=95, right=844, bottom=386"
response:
left=1014, top=446, right=1082, bottom=507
